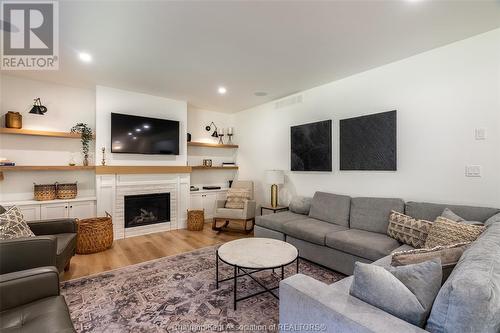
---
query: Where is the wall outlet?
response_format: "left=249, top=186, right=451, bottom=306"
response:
left=465, top=165, right=481, bottom=177
left=474, top=128, right=486, bottom=140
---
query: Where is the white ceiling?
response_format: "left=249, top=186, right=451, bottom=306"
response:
left=3, top=1, right=500, bottom=113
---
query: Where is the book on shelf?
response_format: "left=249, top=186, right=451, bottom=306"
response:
left=222, top=162, right=236, bottom=167
left=0, top=159, right=15, bottom=166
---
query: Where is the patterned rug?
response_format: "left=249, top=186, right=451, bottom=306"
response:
left=61, top=245, right=345, bottom=332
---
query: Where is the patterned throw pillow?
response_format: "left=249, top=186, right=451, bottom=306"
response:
left=424, top=217, right=485, bottom=248
left=387, top=211, right=432, bottom=248
left=391, top=242, right=470, bottom=282
left=0, top=206, right=35, bottom=240
left=225, top=188, right=251, bottom=209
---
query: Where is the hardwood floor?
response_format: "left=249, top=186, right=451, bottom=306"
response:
left=62, top=222, right=251, bottom=281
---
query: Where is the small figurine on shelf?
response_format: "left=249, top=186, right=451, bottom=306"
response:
left=227, top=127, right=234, bottom=144
left=68, top=153, right=76, bottom=166
left=218, top=128, right=225, bottom=144
left=101, top=147, right=106, bottom=166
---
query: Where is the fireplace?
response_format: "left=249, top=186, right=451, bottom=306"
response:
left=124, top=193, right=170, bottom=228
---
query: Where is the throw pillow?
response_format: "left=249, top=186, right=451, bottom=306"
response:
left=485, top=212, right=500, bottom=227
left=425, top=217, right=485, bottom=248
left=349, top=259, right=442, bottom=327
left=441, top=208, right=483, bottom=225
left=387, top=211, right=432, bottom=248
left=289, top=196, right=312, bottom=215
left=0, top=205, right=6, bottom=214
left=391, top=242, right=470, bottom=283
left=0, top=206, right=35, bottom=240
left=225, top=188, right=251, bottom=209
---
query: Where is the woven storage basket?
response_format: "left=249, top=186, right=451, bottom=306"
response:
left=76, top=213, right=113, bottom=254
left=56, top=182, right=78, bottom=199
left=187, top=209, right=204, bottom=231
left=34, top=183, right=57, bottom=201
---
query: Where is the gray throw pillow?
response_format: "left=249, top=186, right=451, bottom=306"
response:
left=441, top=208, right=483, bottom=226
left=349, top=259, right=442, bottom=327
left=289, top=196, right=312, bottom=215
left=0, top=205, right=6, bottom=214
left=485, top=212, right=500, bottom=226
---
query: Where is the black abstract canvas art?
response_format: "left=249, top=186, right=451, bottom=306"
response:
left=291, top=120, right=332, bottom=171
left=340, top=110, right=397, bottom=171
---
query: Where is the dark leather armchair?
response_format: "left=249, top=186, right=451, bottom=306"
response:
left=0, top=218, right=77, bottom=274
left=0, top=266, right=75, bottom=332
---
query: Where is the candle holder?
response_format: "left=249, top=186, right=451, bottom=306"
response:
left=101, top=147, right=106, bottom=166
left=227, top=133, right=233, bottom=144
left=218, top=133, right=225, bottom=144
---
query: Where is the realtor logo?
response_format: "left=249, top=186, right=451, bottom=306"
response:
left=1, top=1, right=59, bottom=70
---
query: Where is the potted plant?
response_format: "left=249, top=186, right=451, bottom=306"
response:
left=70, top=123, right=93, bottom=166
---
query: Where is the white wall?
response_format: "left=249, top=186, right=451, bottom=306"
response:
left=0, top=75, right=96, bottom=201
left=235, top=29, right=500, bottom=208
left=187, top=105, right=237, bottom=187
left=95, top=86, right=187, bottom=166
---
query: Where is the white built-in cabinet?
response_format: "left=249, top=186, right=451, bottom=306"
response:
left=189, top=190, right=227, bottom=219
left=16, top=204, right=41, bottom=221
left=3, top=198, right=96, bottom=221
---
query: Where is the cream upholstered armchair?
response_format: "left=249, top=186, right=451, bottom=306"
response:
left=212, top=181, right=256, bottom=233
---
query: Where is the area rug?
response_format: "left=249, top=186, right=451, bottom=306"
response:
left=61, top=245, right=345, bottom=332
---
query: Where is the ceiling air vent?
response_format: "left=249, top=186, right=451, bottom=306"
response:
left=275, top=94, right=303, bottom=109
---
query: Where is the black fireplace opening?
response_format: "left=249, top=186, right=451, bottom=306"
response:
left=124, top=192, right=170, bottom=228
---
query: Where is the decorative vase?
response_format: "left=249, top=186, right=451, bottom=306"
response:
left=5, top=112, right=22, bottom=129
left=83, top=154, right=89, bottom=166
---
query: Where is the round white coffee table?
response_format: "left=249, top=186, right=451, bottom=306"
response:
left=216, top=238, right=299, bottom=310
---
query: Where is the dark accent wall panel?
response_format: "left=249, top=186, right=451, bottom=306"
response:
left=340, top=110, right=397, bottom=171
left=291, top=120, right=332, bottom=172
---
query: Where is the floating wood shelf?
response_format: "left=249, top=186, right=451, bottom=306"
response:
left=95, top=165, right=192, bottom=174
left=0, top=165, right=95, bottom=171
left=0, top=128, right=95, bottom=139
left=0, top=165, right=95, bottom=181
left=191, top=166, right=239, bottom=170
left=187, top=141, right=238, bottom=149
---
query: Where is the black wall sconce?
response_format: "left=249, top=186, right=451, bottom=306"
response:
left=29, top=98, right=47, bottom=115
left=205, top=121, right=218, bottom=138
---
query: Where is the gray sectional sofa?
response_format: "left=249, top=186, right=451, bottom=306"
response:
left=254, top=191, right=500, bottom=332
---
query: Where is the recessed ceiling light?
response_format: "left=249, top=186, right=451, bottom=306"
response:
left=128, top=132, right=132, bottom=136
left=135, top=128, right=141, bottom=132
left=78, top=52, right=92, bottom=63
left=217, top=86, right=227, bottom=95
left=254, top=91, right=268, bottom=97
left=132, top=136, right=137, bottom=140
left=143, top=124, right=150, bottom=129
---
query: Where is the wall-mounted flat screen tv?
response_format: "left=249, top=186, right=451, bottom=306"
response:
left=291, top=120, right=332, bottom=171
left=340, top=110, right=397, bottom=171
left=111, top=113, right=180, bottom=155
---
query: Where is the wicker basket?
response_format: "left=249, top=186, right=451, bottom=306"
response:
left=76, top=213, right=113, bottom=254
left=34, top=183, right=57, bottom=201
left=187, top=209, right=204, bottom=231
left=57, top=182, right=78, bottom=199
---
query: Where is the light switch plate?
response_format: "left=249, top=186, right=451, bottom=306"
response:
left=474, top=128, right=486, bottom=140
left=465, top=165, right=481, bottom=177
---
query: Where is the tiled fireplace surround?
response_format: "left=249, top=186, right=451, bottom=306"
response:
left=96, top=173, right=190, bottom=239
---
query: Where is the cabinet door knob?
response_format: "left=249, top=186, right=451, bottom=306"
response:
left=70, top=206, right=73, bottom=208
left=65, top=206, right=68, bottom=209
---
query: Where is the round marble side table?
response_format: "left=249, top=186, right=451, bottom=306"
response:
left=216, top=237, right=299, bottom=310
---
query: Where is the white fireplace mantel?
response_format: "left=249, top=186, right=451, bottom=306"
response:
left=96, top=172, right=190, bottom=239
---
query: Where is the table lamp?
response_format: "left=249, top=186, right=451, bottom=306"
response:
left=266, top=170, right=285, bottom=208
